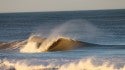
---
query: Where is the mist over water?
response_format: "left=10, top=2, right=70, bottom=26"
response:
left=32, top=19, right=104, bottom=44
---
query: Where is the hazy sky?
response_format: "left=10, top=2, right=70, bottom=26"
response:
left=0, top=0, right=125, bottom=13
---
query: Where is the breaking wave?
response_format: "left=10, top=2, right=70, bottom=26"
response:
left=0, top=58, right=125, bottom=70
left=20, top=35, right=82, bottom=53
left=0, top=35, right=89, bottom=53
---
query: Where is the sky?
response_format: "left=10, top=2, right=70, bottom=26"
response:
left=0, top=0, right=125, bottom=13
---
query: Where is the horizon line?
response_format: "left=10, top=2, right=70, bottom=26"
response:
left=0, top=8, right=125, bottom=14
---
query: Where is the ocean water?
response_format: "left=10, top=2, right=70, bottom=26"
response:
left=0, top=9, right=125, bottom=70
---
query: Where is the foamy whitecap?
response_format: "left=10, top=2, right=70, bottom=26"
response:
left=0, top=58, right=124, bottom=70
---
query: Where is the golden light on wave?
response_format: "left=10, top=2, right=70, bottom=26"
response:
left=20, top=35, right=79, bottom=53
